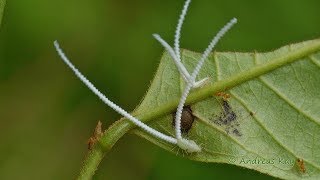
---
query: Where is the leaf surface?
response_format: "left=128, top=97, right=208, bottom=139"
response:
left=132, top=39, right=320, bottom=179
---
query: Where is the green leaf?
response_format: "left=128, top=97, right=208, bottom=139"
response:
left=78, top=39, right=320, bottom=180
left=0, top=0, right=6, bottom=28
left=132, top=39, right=320, bottom=179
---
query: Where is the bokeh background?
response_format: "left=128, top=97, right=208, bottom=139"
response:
left=0, top=0, right=319, bottom=179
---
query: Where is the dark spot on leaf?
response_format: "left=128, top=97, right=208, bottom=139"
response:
left=212, top=99, right=242, bottom=137
left=222, top=99, right=232, bottom=114
left=225, top=111, right=237, bottom=124
left=232, top=129, right=242, bottom=136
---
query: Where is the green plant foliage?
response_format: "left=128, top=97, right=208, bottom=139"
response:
left=131, top=39, right=320, bottom=179
left=0, top=0, right=5, bottom=27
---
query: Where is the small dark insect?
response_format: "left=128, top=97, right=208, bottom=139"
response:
left=297, top=158, right=306, bottom=173
left=87, top=121, right=103, bottom=150
left=249, top=111, right=254, bottom=116
left=172, top=106, right=195, bottom=133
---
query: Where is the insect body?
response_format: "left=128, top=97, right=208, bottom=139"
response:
left=172, top=106, right=195, bottom=133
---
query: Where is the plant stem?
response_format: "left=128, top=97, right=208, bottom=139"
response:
left=78, top=39, right=320, bottom=180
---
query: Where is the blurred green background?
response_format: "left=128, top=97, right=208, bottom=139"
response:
left=0, top=0, right=319, bottom=179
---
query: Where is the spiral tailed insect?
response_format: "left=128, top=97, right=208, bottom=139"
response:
left=54, top=0, right=237, bottom=153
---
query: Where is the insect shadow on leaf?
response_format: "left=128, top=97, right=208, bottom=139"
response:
left=211, top=95, right=243, bottom=137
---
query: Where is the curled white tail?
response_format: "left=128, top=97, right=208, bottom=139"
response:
left=54, top=41, right=178, bottom=145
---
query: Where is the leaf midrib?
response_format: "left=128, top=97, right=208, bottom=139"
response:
left=253, top=51, right=320, bottom=126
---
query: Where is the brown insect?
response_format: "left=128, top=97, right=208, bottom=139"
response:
left=215, top=92, right=231, bottom=100
left=297, top=158, right=306, bottom=173
left=87, top=121, right=103, bottom=150
left=172, top=106, right=195, bottom=133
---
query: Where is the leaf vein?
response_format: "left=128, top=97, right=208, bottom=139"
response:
left=309, top=55, right=320, bottom=68
left=259, top=77, right=320, bottom=126
left=231, top=93, right=320, bottom=171
left=193, top=112, right=305, bottom=174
